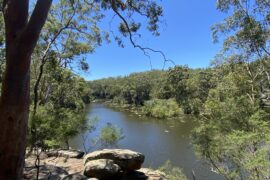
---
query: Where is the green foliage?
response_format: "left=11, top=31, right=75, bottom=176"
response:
left=167, top=66, right=190, bottom=108
left=28, top=61, right=92, bottom=149
left=193, top=61, right=270, bottom=179
left=193, top=109, right=270, bottom=179
left=143, top=99, right=182, bottom=118
left=213, top=0, right=270, bottom=58
left=99, top=123, right=124, bottom=148
left=29, top=106, right=87, bottom=149
left=90, top=70, right=163, bottom=106
left=190, top=1, right=270, bottom=178
left=90, top=68, right=215, bottom=116
left=158, top=160, right=187, bottom=180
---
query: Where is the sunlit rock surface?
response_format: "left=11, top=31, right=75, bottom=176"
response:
left=84, top=149, right=145, bottom=171
left=24, top=149, right=168, bottom=180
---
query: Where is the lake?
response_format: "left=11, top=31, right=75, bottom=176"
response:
left=70, top=103, right=224, bottom=180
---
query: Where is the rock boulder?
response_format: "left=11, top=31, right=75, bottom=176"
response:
left=84, top=149, right=144, bottom=171
left=83, top=159, right=121, bottom=179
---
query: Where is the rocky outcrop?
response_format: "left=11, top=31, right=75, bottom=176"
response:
left=24, top=149, right=168, bottom=180
left=47, top=149, right=84, bottom=159
left=83, top=149, right=168, bottom=180
left=84, top=149, right=144, bottom=171
left=84, top=159, right=121, bottom=178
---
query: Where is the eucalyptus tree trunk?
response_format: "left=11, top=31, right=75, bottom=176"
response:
left=0, top=0, right=51, bottom=179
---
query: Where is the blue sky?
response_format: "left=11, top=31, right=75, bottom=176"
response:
left=82, top=0, right=226, bottom=80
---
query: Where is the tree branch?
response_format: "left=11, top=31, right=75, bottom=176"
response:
left=110, top=0, right=175, bottom=69
left=33, top=1, right=76, bottom=115
left=21, top=0, right=52, bottom=54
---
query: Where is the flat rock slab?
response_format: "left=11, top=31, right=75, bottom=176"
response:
left=84, top=159, right=121, bottom=179
left=47, top=149, right=84, bottom=159
left=84, top=149, right=145, bottom=171
left=126, top=168, right=168, bottom=180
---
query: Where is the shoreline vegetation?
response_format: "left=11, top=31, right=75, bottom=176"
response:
left=89, top=67, right=213, bottom=119
left=97, top=99, right=188, bottom=122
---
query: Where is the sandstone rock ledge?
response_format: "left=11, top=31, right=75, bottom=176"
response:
left=83, top=149, right=168, bottom=180
left=84, top=149, right=145, bottom=171
left=24, top=149, right=168, bottom=180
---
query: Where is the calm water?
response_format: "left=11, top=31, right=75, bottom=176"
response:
left=70, top=103, right=223, bottom=180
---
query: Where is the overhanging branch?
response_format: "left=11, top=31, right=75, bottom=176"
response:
left=110, top=0, right=175, bottom=69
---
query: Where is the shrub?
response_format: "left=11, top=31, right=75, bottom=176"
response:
left=143, top=99, right=182, bottom=118
left=99, top=123, right=124, bottom=148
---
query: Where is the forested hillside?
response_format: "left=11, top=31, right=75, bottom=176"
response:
left=90, top=67, right=214, bottom=116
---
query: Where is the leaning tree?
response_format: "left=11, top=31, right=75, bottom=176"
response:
left=0, top=0, right=166, bottom=179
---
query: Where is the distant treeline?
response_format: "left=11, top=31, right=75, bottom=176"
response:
left=90, top=66, right=215, bottom=117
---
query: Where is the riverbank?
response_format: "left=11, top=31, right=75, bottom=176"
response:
left=103, top=100, right=145, bottom=116
left=95, top=99, right=186, bottom=121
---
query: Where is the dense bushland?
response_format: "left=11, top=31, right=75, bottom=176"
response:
left=90, top=67, right=215, bottom=117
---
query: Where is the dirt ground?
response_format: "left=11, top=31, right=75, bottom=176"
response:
left=24, top=154, right=85, bottom=179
